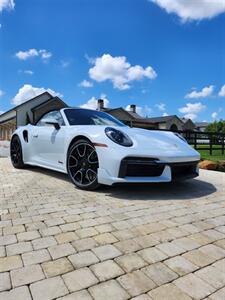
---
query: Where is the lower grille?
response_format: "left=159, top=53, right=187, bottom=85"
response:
left=126, top=164, right=164, bottom=177
left=171, top=162, right=198, bottom=180
left=119, top=157, right=199, bottom=180
left=119, top=157, right=163, bottom=178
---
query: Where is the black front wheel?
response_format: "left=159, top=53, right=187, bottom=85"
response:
left=10, top=135, right=25, bottom=169
left=67, top=139, right=100, bottom=190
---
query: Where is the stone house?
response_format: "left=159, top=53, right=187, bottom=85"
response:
left=145, top=115, right=184, bottom=131
left=97, top=100, right=195, bottom=131
left=98, top=102, right=155, bottom=129
left=0, top=92, right=67, bottom=141
left=181, top=118, right=196, bottom=131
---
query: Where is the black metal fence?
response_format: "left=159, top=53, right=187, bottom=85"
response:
left=181, top=131, right=225, bottom=155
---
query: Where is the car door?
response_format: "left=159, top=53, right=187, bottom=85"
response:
left=31, top=110, right=66, bottom=170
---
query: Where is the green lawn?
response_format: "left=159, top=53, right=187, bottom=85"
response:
left=191, top=145, right=225, bottom=161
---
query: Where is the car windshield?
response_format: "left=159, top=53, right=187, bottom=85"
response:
left=64, top=108, right=125, bottom=126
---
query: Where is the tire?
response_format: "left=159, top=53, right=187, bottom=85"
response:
left=10, top=135, right=25, bottom=169
left=67, top=139, right=100, bottom=190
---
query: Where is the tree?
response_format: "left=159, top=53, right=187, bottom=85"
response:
left=205, top=120, right=225, bottom=144
left=206, top=120, right=225, bottom=133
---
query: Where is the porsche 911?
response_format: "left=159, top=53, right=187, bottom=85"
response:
left=10, top=108, right=200, bottom=190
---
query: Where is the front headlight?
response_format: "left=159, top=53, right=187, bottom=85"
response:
left=174, top=132, right=187, bottom=143
left=105, top=127, right=133, bottom=147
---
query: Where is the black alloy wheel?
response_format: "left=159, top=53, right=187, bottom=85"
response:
left=67, top=139, right=100, bottom=190
left=10, top=135, right=25, bottom=169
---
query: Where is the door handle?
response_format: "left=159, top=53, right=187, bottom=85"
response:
left=33, top=134, right=38, bottom=138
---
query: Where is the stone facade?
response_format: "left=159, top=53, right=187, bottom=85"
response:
left=144, top=115, right=186, bottom=131
left=0, top=123, right=16, bottom=141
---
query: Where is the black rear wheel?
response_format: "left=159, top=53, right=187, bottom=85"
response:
left=67, top=139, right=100, bottom=190
left=10, top=135, right=25, bottom=169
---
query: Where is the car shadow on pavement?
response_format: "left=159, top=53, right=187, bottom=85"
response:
left=101, top=179, right=217, bottom=201
left=28, top=166, right=216, bottom=201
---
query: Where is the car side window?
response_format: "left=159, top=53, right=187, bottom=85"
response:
left=36, top=111, right=65, bottom=127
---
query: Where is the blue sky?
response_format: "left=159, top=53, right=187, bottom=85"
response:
left=0, top=0, right=225, bottom=122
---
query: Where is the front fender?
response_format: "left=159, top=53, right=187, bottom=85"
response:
left=11, top=126, right=31, bottom=162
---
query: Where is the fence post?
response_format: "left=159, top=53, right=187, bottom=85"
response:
left=222, top=133, right=224, bottom=156
left=209, top=133, right=212, bottom=155
left=194, top=132, right=197, bottom=149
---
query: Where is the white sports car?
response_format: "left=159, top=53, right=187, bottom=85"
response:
left=10, top=108, right=200, bottom=190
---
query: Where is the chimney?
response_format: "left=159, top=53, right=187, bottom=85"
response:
left=97, top=99, right=104, bottom=111
left=130, top=104, right=136, bottom=113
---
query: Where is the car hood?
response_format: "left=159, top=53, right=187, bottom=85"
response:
left=68, top=125, right=199, bottom=158
left=114, top=126, right=199, bottom=156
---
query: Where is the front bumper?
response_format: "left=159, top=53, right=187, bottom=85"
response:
left=97, top=157, right=199, bottom=185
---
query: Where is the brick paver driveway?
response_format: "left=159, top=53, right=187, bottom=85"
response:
left=0, top=157, right=225, bottom=300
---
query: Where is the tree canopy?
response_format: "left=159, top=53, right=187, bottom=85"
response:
left=206, top=120, right=225, bottom=133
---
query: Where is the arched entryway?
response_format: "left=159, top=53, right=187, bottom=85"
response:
left=170, top=124, right=178, bottom=131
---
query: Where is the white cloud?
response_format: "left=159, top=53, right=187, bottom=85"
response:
left=79, top=80, right=93, bottom=88
left=60, top=60, right=70, bottom=68
left=39, top=49, right=52, bottom=60
left=182, top=113, right=198, bottom=120
left=80, top=97, right=98, bottom=110
left=155, top=104, right=169, bottom=116
left=126, top=105, right=152, bottom=117
left=211, top=112, right=218, bottom=119
left=155, top=103, right=166, bottom=111
left=185, top=85, right=214, bottom=99
left=150, top=0, right=225, bottom=22
left=15, top=48, right=52, bottom=61
left=24, top=70, right=33, bottom=75
left=179, top=102, right=206, bottom=120
left=218, top=84, right=225, bottom=96
left=15, top=49, right=38, bottom=60
left=80, top=94, right=109, bottom=110
left=0, top=111, right=4, bottom=115
left=11, top=84, right=62, bottom=106
left=89, top=54, right=157, bottom=90
left=211, top=107, right=223, bottom=120
left=0, top=0, right=15, bottom=12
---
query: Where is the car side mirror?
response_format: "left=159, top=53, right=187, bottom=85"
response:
left=44, top=119, right=61, bottom=130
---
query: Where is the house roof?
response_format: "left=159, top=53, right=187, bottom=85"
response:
left=0, top=92, right=68, bottom=127
left=126, top=110, right=143, bottom=119
left=0, top=92, right=53, bottom=120
left=0, top=109, right=16, bottom=119
left=0, top=116, right=16, bottom=126
left=181, top=117, right=195, bottom=126
left=195, top=122, right=209, bottom=127
left=181, top=118, right=189, bottom=123
left=145, top=115, right=181, bottom=123
left=107, top=107, right=156, bottom=124
left=108, top=107, right=143, bottom=120
left=31, top=96, right=67, bottom=112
